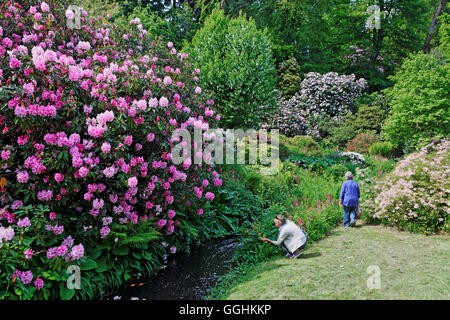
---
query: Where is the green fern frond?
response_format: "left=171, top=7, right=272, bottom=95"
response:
left=117, top=232, right=160, bottom=246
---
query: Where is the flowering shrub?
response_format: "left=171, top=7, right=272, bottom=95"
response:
left=265, top=94, right=320, bottom=138
left=0, top=0, right=224, bottom=299
left=363, top=139, right=450, bottom=234
left=336, top=152, right=366, bottom=166
left=345, top=132, right=379, bottom=154
left=298, top=72, right=367, bottom=120
left=266, top=72, right=367, bottom=139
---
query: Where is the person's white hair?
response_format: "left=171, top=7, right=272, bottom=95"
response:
left=344, top=171, right=353, bottom=180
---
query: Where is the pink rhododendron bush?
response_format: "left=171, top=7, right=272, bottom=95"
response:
left=0, top=1, right=224, bottom=299
left=363, top=139, right=450, bottom=234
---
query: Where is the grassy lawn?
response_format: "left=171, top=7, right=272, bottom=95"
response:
left=224, top=222, right=450, bottom=300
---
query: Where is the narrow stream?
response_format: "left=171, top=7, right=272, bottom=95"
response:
left=108, top=237, right=240, bottom=300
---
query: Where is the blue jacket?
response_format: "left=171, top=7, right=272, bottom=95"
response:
left=340, top=180, right=360, bottom=207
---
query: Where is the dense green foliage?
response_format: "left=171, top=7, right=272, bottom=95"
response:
left=278, top=135, right=322, bottom=159
left=382, top=50, right=450, bottom=150
left=369, top=141, right=394, bottom=158
left=277, top=56, right=301, bottom=97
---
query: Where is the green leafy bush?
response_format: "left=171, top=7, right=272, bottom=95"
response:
left=279, top=135, right=322, bottom=159
left=325, top=116, right=357, bottom=150
left=277, top=56, right=301, bottom=97
left=184, top=8, right=277, bottom=128
left=352, top=104, right=388, bottom=134
left=369, top=141, right=394, bottom=158
left=382, top=50, right=450, bottom=150
left=325, top=163, right=348, bottom=180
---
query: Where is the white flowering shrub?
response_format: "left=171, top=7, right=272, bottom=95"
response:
left=298, top=72, right=367, bottom=120
left=266, top=72, right=367, bottom=139
left=263, top=94, right=319, bottom=138
left=337, top=152, right=366, bottom=165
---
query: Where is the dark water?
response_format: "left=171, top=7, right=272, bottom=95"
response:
left=108, top=237, right=239, bottom=300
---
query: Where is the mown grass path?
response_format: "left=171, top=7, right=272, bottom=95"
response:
left=224, top=222, right=450, bottom=299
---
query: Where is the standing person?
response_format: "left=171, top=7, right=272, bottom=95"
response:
left=340, top=171, right=360, bottom=227
left=260, top=215, right=307, bottom=259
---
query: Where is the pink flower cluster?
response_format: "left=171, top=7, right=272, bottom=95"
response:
left=365, top=139, right=449, bottom=232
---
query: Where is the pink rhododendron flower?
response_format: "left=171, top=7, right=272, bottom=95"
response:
left=159, top=96, right=169, bottom=107
left=17, top=217, right=31, bottom=228
left=205, top=192, right=215, bottom=201
left=163, top=76, right=172, bottom=85
left=128, top=176, right=138, bottom=188
left=56, top=245, right=68, bottom=256
left=101, top=142, right=111, bottom=154
left=124, top=135, right=133, bottom=146
left=157, top=219, right=167, bottom=228
left=41, top=2, right=50, bottom=12
left=19, top=270, right=33, bottom=285
left=0, top=226, right=15, bottom=242
left=147, top=132, right=155, bottom=142
left=78, top=167, right=89, bottom=177
left=1, top=150, right=10, bottom=160
left=168, top=210, right=176, bottom=219
left=70, top=244, right=85, bottom=260
left=149, top=98, right=158, bottom=108
left=100, top=226, right=110, bottom=238
left=24, top=249, right=35, bottom=259
left=69, top=65, right=84, bottom=81
left=54, top=173, right=64, bottom=183
left=93, top=198, right=104, bottom=209
left=17, top=171, right=29, bottom=183
left=9, top=57, right=21, bottom=69
left=34, top=278, right=44, bottom=290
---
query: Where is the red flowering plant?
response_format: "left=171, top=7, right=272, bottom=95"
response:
left=345, top=132, right=379, bottom=154
left=0, top=0, right=223, bottom=299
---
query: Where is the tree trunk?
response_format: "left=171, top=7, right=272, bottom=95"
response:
left=423, top=0, right=447, bottom=53
left=370, top=0, right=385, bottom=66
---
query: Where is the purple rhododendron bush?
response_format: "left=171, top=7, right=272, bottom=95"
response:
left=363, top=139, right=450, bottom=234
left=0, top=0, right=225, bottom=299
